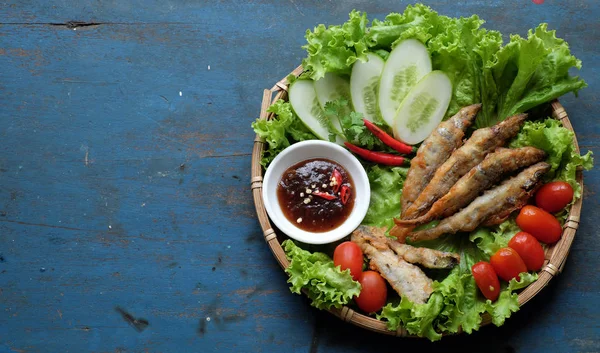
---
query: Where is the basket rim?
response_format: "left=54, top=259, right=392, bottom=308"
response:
left=250, top=66, right=584, bottom=337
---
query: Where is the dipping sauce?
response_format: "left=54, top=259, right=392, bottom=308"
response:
left=277, top=158, right=355, bottom=233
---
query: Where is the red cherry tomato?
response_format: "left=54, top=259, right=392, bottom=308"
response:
left=516, top=205, right=563, bottom=244
left=490, top=247, right=528, bottom=282
left=471, top=261, right=500, bottom=301
left=333, top=242, right=363, bottom=281
left=508, top=232, right=545, bottom=271
left=355, top=271, right=387, bottom=313
left=535, top=181, right=574, bottom=213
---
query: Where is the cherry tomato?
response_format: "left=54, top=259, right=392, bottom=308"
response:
left=333, top=242, right=363, bottom=281
left=490, top=247, right=528, bottom=282
left=355, top=271, right=387, bottom=313
left=508, top=232, right=545, bottom=271
left=535, top=181, right=574, bottom=213
left=516, top=205, right=563, bottom=244
left=471, top=261, right=500, bottom=301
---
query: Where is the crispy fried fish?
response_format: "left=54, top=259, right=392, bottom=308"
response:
left=401, top=113, right=529, bottom=222
left=352, top=230, right=433, bottom=304
left=400, top=104, right=481, bottom=213
left=407, top=162, right=550, bottom=243
left=395, top=147, right=546, bottom=227
left=352, top=225, right=460, bottom=269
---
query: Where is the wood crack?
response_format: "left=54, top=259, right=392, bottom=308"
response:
left=49, top=21, right=103, bottom=29
left=0, top=219, right=101, bottom=232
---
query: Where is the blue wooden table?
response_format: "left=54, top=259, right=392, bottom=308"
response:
left=0, top=1, right=598, bottom=352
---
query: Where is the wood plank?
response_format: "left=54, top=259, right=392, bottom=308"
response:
left=0, top=1, right=598, bottom=352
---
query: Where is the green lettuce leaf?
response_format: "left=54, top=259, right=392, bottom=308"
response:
left=251, top=100, right=316, bottom=167
left=469, top=220, right=520, bottom=257
left=486, top=272, right=538, bottom=326
left=510, top=118, right=593, bottom=199
left=477, top=24, right=587, bottom=127
left=362, top=165, right=408, bottom=230
left=282, top=240, right=361, bottom=310
left=367, top=4, right=439, bottom=49
left=302, top=10, right=369, bottom=80
left=427, top=15, right=502, bottom=118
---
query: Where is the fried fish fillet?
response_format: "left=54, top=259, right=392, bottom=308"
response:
left=395, top=147, right=546, bottom=227
left=352, top=233, right=433, bottom=304
left=407, top=162, right=550, bottom=243
left=400, top=104, right=481, bottom=213
left=352, top=226, right=460, bottom=269
left=401, top=113, right=529, bottom=222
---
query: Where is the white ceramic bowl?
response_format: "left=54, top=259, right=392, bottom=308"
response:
left=262, top=140, right=370, bottom=245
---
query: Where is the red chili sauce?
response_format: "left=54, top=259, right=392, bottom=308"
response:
left=277, top=158, right=354, bottom=232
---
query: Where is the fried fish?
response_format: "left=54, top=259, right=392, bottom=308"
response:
left=395, top=147, right=546, bottom=227
left=351, top=226, right=461, bottom=304
left=401, top=113, right=529, bottom=222
left=400, top=104, right=481, bottom=213
left=407, top=162, right=550, bottom=243
left=352, top=226, right=460, bottom=269
left=352, top=233, right=433, bottom=304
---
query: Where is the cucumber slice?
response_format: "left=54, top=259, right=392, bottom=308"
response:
left=313, top=73, right=351, bottom=134
left=288, top=80, right=344, bottom=145
left=351, top=53, right=385, bottom=122
left=392, top=71, right=452, bottom=145
left=379, top=39, right=432, bottom=127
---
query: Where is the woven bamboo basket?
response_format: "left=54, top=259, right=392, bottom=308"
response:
left=251, top=65, right=584, bottom=337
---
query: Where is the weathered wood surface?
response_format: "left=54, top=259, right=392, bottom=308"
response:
left=0, top=1, right=598, bottom=352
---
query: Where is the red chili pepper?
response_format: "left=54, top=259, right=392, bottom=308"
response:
left=363, top=119, right=415, bottom=154
left=330, top=168, right=343, bottom=193
left=340, top=185, right=351, bottom=205
left=344, top=142, right=409, bottom=166
left=312, top=191, right=337, bottom=200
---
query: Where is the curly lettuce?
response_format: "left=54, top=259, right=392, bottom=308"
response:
left=469, top=220, right=520, bottom=257
left=426, top=15, right=502, bottom=119
left=362, top=165, right=408, bottom=230
left=366, top=4, right=439, bottom=49
left=251, top=100, right=315, bottom=167
left=510, top=118, right=593, bottom=199
left=302, top=10, right=369, bottom=80
left=481, top=24, right=587, bottom=126
left=282, top=240, right=361, bottom=310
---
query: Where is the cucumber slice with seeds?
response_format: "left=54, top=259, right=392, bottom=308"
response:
left=392, top=71, right=452, bottom=145
left=351, top=53, right=385, bottom=122
left=288, top=80, right=344, bottom=145
left=314, top=73, right=351, bottom=134
left=379, top=39, right=431, bottom=127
